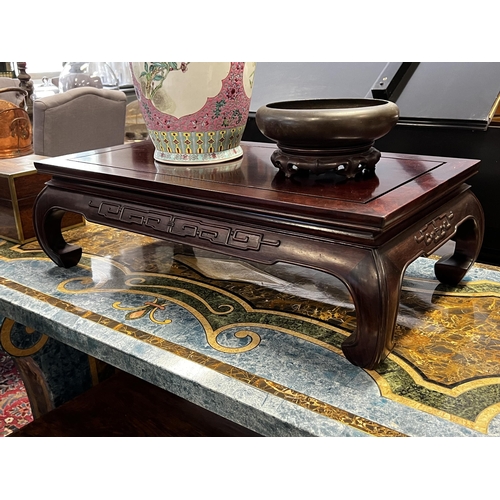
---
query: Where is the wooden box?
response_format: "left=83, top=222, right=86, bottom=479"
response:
left=0, top=155, right=84, bottom=243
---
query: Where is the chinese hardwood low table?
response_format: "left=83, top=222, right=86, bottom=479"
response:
left=32, top=140, right=484, bottom=370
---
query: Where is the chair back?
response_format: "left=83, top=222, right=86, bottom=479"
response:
left=33, top=86, right=127, bottom=156
left=0, top=78, right=24, bottom=106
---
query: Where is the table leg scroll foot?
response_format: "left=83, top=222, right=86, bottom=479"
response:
left=435, top=208, right=484, bottom=286
left=340, top=252, right=403, bottom=369
left=33, top=187, right=83, bottom=268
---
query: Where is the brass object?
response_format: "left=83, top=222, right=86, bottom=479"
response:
left=490, top=92, right=500, bottom=123
left=256, top=98, right=399, bottom=178
left=0, top=62, right=16, bottom=78
left=0, top=88, right=33, bottom=159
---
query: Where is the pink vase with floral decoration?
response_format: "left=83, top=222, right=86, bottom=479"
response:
left=130, top=62, right=255, bottom=164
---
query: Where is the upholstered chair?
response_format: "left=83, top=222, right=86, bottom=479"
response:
left=33, top=87, right=127, bottom=157
left=0, top=77, right=24, bottom=106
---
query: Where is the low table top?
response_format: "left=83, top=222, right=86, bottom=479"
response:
left=34, top=140, right=480, bottom=235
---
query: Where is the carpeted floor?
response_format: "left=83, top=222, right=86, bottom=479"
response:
left=0, top=350, right=33, bottom=436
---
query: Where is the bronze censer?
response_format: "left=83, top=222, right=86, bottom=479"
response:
left=0, top=87, right=33, bottom=159
left=255, top=98, right=399, bottom=179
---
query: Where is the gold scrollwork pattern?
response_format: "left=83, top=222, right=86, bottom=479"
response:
left=0, top=317, right=48, bottom=357
left=123, top=278, right=234, bottom=315
left=112, top=298, right=172, bottom=325
left=209, top=325, right=261, bottom=353
left=59, top=277, right=235, bottom=316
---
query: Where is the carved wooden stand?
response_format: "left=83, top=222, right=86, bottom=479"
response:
left=32, top=141, right=484, bottom=369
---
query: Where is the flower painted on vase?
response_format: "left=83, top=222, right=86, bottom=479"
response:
left=139, top=62, right=190, bottom=101
left=213, top=100, right=226, bottom=119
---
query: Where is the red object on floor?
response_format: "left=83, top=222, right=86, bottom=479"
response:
left=0, top=350, right=33, bottom=436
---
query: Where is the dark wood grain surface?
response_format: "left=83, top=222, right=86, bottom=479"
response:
left=34, top=141, right=480, bottom=233
left=10, top=370, right=260, bottom=437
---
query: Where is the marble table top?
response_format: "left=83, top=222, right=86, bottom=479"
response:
left=1, top=222, right=500, bottom=436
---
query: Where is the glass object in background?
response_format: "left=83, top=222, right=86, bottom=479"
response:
left=107, top=63, right=133, bottom=88
left=32, top=77, right=59, bottom=100
left=58, top=62, right=119, bottom=92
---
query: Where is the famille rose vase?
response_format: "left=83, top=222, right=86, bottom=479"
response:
left=130, top=62, right=256, bottom=164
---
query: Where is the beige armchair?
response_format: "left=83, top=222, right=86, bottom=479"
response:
left=33, top=87, right=127, bottom=157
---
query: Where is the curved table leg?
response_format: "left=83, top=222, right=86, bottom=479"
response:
left=33, top=186, right=83, bottom=268
left=339, top=250, right=403, bottom=369
left=435, top=193, right=484, bottom=286
left=1, top=317, right=114, bottom=419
